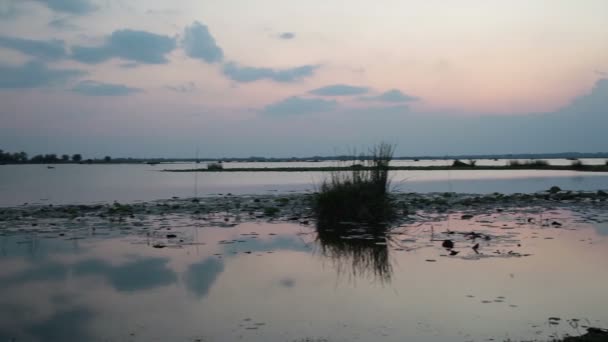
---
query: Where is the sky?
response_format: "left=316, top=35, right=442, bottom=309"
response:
left=0, top=0, right=607, bottom=158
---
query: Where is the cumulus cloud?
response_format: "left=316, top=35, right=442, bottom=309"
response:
left=262, top=96, right=337, bottom=115
left=71, top=29, right=176, bottom=64
left=309, top=84, right=370, bottom=96
left=0, top=35, right=66, bottom=60
left=31, top=0, right=97, bottom=15
left=360, top=89, right=419, bottom=103
left=182, top=21, right=223, bottom=63
left=71, top=80, right=142, bottom=96
left=278, top=32, right=295, bottom=40
left=0, top=61, right=85, bottom=88
left=223, top=62, right=318, bottom=83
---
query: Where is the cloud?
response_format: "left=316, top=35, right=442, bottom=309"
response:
left=72, top=80, right=142, bottom=96
left=278, top=32, right=295, bottom=40
left=31, top=0, right=97, bottom=15
left=0, top=0, right=20, bottom=20
left=119, top=62, right=138, bottom=68
left=263, top=96, right=337, bottom=115
left=0, top=61, right=85, bottom=89
left=223, top=62, right=319, bottom=83
left=309, top=84, right=370, bottom=96
left=360, top=89, right=419, bottom=103
left=182, top=21, right=223, bottom=63
left=0, top=35, right=66, bottom=60
left=71, top=29, right=176, bottom=64
left=49, top=17, right=80, bottom=30
left=145, top=9, right=180, bottom=15
left=165, top=81, right=196, bottom=93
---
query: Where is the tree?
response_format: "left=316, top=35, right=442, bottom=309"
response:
left=72, top=154, right=82, bottom=162
left=103, top=156, right=111, bottom=162
left=17, top=151, right=28, bottom=162
left=61, top=154, right=70, bottom=162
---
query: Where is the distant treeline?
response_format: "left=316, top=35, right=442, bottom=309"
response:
left=0, top=150, right=111, bottom=164
left=1, top=148, right=608, bottom=165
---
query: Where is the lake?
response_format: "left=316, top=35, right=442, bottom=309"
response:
left=1, top=200, right=607, bottom=341
left=1, top=160, right=608, bottom=207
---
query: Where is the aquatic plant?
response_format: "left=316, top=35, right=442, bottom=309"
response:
left=263, top=206, right=280, bottom=216
left=314, top=142, right=395, bottom=225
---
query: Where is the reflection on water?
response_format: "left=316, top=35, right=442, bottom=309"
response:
left=185, top=257, right=224, bottom=298
left=1, top=208, right=608, bottom=341
left=316, top=222, right=393, bottom=284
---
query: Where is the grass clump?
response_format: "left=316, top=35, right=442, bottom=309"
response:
left=207, top=162, right=223, bottom=170
left=314, top=143, right=395, bottom=225
left=452, top=159, right=474, bottom=167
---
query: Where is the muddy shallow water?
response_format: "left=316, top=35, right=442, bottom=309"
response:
left=1, top=194, right=607, bottom=342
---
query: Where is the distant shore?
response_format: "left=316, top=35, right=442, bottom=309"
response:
left=163, top=164, right=608, bottom=173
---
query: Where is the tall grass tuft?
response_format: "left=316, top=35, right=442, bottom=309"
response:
left=314, top=143, right=395, bottom=225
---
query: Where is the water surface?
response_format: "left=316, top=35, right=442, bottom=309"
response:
left=1, top=206, right=607, bottom=341
left=1, top=162, right=607, bottom=206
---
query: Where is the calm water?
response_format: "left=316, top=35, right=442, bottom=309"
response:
left=1, top=161, right=608, bottom=206
left=1, top=207, right=607, bottom=341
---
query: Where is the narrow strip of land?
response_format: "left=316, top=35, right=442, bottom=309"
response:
left=163, top=165, right=608, bottom=172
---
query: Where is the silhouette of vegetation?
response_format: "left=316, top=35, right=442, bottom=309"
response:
left=571, top=160, right=585, bottom=169
left=72, top=154, right=82, bottom=162
left=312, top=144, right=396, bottom=283
left=314, top=143, right=395, bottom=225
left=508, top=159, right=549, bottom=167
left=207, top=162, right=224, bottom=170
left=452, top=159, right=475, bottom=167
